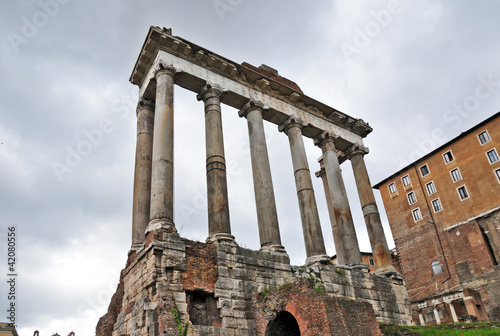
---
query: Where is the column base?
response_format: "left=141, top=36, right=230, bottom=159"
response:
left=129, top=243, right=143, bottom=254
left=305, top=254, right=331, bottom=266
left=146, top=218, right=176, bottom=233
left=206, top=233, right=238, bottom=246
left=348, top=262, right=370, bottom=272
left=374, top=266, right=400, bottom=277
left=260, top=243, right=287, bottom=254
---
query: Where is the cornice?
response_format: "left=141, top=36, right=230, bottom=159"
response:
left=129, top=26, right=373, bottom=138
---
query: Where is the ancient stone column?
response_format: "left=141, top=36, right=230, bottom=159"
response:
left=239, top=100, right=285, bottom=253
left=433, top=306, right=441, bottom=324
left=348, top=144, right=397, bottom=274
left=197, top=84, right=234, bottom=244
left=148, top=66, right=176, bottom=231
left=314, top=132, right=363, bottom=266
left=316, top=161, right=345, bottom=265
left=279, top=116, right=329, bottom=264
left=418, top=312, right=425, bottom=325
left=131, top=98, right=154, bottom=249
left=448, top=302, right=458, bottom=322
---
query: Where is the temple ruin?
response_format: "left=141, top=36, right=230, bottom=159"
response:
left=96, top=27, right=411, bottom=336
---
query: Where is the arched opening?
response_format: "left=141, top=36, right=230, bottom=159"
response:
left=265, top=311, right=301, bottom=336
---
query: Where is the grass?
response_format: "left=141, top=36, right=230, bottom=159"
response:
left=380, top=322, right=500, bottom=336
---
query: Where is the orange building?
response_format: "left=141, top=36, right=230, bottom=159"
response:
left=0, top=323, right=18, bottom=336
left=374, top=111, right=500, bottom=324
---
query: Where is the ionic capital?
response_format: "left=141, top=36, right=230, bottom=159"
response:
left=136, top=98, right=154, bottom=115
left=238, top=99, right=265, bottom=118
left=315, top=167, right=326, bottom=179
left=313, top=131, right=339, bottom=150
left=278, top=115, right=307, bottom=134
left=196, top=83, right=224, bottom=102
left=346, top=143, right=369, bottom=160
left=154, top=62, right=177, bottom=79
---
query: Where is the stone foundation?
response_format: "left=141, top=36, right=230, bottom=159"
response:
left=96, top=227, right=411, bottom=336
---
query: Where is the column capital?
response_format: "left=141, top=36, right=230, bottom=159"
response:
left=313, top=131, right=339, bottom=149
left=346, top=143, right=369, bottom=160
left=238, top=99, right=265, bottom=118
left=196, top=83, right=224, bottom=102
left=136, top=98, right=154, bottom=115
left=314, top=156, right=325, bottom=178
left=315, top=167, right=325, bottom=179
left=278, top=115, right=307, bottom=134
left=154, top=63, right=177, bottom=79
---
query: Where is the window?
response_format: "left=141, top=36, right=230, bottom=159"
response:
left=388, top=182, right=397, bottom=194
left=402, top=174, right=411, bottom=187
left=443, top=150, right=454, bottom=164
left=369, top=257, right=375, bottom=266
left=478, top=130, right=491, bottom=145
left=431, top=261, right=443, bottom=275
left=420, top=164, right=430, bottom=177
left=412, top=208, right=422, bottom=222
left=450, top=168, right=462, bottom=182
left=426, top=181, right=436, bottom=195
left=487, top=149, right=499, bottom=164
left=496, top=169, right=500, bottom=183
left=457, top=186, right=469, bottom=200
left=407, top=191, right=417, bottom=205
left=431, top=198, right=443, bottom=212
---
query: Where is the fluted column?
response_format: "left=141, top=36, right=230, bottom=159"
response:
left=148, top=66, right=176, bottom=231
left=239, top=100, right=285, bottom=253
left=314, top=132, right=363, bottom=266
left=279, top=116, right=329, bottom=264
left=348, top=144, right=397, bottom=274
left=316, top=162, right=345, bottom=265
left=197, top=84, right=234, bottom=244
left=131, top=98, right=154, bottom=249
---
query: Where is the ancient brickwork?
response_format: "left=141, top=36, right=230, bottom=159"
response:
left=97, top=226, right=411, bottom=336
left=293, top=264, right=410, bottom=323
left=253, top=280, right=382, bottom=336
left=100, top=26, right=413, bottom=335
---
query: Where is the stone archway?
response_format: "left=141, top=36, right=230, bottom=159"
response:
left=265, top=311, right=301, bottom=336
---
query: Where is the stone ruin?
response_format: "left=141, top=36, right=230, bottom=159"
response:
left=96, top=27, right=412, bottom=336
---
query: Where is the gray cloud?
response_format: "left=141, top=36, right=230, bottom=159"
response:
left=1, top=1, right=500, bottom=334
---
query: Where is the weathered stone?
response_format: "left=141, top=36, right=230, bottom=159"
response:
left=97, top=27, right=412, bottom=336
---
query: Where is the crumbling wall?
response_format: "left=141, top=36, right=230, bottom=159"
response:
left=97, top=229, right=411, bottom=336
left=253, top=280, right=382, bottom=336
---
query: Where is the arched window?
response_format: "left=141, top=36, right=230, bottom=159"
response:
left=431, top=260, right=443, bottom=275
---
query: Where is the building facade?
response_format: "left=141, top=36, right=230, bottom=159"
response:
left=0, top=323, right=18, bottom=336
left=374, top=112, right=500, bottom=324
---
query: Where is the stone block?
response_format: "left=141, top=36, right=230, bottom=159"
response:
left=222, top=317, right=237, bottom=329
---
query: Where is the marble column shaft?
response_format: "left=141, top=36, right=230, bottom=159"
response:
left=149, top=67, right=176, bottom=226
left=315, top=133, right=362, bottom=265
left=316, top=164, right=345, bottom=265
left=131, top=99, right=154, bottom=248
left=239, top=101, right=283, bottom=251
left=197, top=84, right=232, bottom=239
left=349, top=146, right=396, bottom=274
left=280, top=117, right=328, bottom=263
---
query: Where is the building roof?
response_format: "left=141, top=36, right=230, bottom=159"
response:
left=373, top=110, right=500, bottom=189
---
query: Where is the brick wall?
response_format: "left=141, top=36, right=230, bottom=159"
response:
left=253, top=280, right=382, bottom=336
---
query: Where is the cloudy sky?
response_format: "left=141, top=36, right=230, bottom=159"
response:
left=1, top=1, right=500, bottom=335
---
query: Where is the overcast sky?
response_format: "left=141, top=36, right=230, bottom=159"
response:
left=1, top=1, right=500, bottom=335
